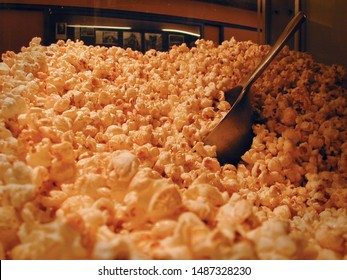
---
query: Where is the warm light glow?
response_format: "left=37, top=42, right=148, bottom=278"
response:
left=162, top=29, right=201, bottom=37
left=67, top=25, right=132, bottom=30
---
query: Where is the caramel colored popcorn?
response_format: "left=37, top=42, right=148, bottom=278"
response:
left=0, top=37, right=346, bottom=259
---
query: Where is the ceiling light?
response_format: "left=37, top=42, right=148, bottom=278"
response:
left=67, top=25, right=131, bottom=30
left=162, top=29, right=201, bottom=37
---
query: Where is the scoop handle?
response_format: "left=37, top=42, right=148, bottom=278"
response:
left=242, top=11, right=306, bottom=93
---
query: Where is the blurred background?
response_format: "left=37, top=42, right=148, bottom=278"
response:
left=0, top=0, right=346, bottom=67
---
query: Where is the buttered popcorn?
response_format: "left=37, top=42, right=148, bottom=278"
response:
left=0, top=37, right=346, bottom=259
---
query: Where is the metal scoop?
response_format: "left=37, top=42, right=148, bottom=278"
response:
left=203, top=11, right=306, bottom=165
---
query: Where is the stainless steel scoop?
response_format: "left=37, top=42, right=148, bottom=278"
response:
left=203, top=11, right=306, bottom=165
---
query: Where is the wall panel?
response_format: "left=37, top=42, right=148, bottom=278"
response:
left=0, top=9, right=44, bottom=54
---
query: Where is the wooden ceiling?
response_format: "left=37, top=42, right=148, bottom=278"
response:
left=195, top=0, right=257, bottom=11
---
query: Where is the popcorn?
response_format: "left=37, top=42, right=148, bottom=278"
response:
left=147, top=184, right=182, bottom=222
left=75, top=174, right=107, bottom=199
left=93, top=226, right=143, bottom=259
left=1, top=183, right=37, bottom=208
left=50, top=158, right=76, bottom=184
left=0, top=94, right=27, bottom=119
left=0, top=62, right=10, bottom=75
left=11, top=219, right=87, bottom=259
left=0, top=206, right=20, bottom=247
left=107, top=150, right=139, bottom=191
left=0, top=37, right=346, bottom=259
left=151, top=219, right=177, bottom=239
left=26, top=138, right=52, bottom=167
left=166, top=212, right=220, bottom=259
left=247, top=219, right=299, bottom=259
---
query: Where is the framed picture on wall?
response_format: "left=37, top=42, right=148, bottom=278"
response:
left=81, top=27, right=94, bottom=37
left=95, top=30, right=119, bottom=46
left=145, top=33, right=163, bottom=51
left=102, top=31, right=118, bottom=45
left=55, top=22, right=67, bottom=40
left=123, top=32, right=142, bottom=51
left=169, top=34, right=184, bottom=48
left=79, top=28, right=96, bottom=45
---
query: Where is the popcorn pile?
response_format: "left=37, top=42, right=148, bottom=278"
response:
left=0, top=37, right=346, bottom=259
